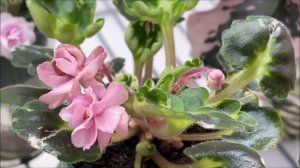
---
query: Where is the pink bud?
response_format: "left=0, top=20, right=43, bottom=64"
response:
left=207, top=69, right=225, bottom=90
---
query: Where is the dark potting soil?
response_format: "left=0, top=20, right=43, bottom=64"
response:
left=74, top=125, right=218, bottom=168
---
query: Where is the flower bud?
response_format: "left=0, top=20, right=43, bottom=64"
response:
left=207, top=69, right=225, bottom=90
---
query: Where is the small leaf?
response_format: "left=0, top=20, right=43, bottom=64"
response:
left=111, top=58, right=125, bottom=74
left=156, top=74, right=175, bottom=92
left=169, top=94, right=184, bottom=112
left=138, top=87, right=168, bottom=106
left=11, top=45, right=53, bottom=76
left=212, top=99, right=241, bottom=117
left=12, top=101, right=101, bottom=162
left=0, top=85, right=48, bottom=107
left=184, top=141, right=265, bottom=168
left=125, top=21, right=162, bottom=64
left=115, top=74, right=138, bottom=91
left=223, top=107, right=284, bottom=151
left=180, top=87, right=209, bottom=111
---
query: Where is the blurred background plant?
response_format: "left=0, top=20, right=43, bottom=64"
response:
left=0, top=0, right=47, bottom=88
left=0, top=0, right=47, bottom=167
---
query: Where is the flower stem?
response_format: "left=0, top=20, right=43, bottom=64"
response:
left=151, top=151, right=186, bottom=168
left=134, top=62, right=143, bottom=85
left=144, top=58, right=153, bottom=83
left=179, top=130, right=225, bottom=141
left=134, top=153, right=143, bottom=168
left=111, top=127, right=138, bottom=143
left=161, top=23, right=176, bottom=67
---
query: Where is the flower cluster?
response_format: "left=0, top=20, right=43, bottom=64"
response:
left=0, top=12, right=36, bottom=59
left=37, top=45, right=129, bottom=150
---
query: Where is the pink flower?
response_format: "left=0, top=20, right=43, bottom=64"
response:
left=0, top=12, right=36, bottom=59
left=70, top=82, right=129, bottom=150
left=37, top=45, right=107, bottom=109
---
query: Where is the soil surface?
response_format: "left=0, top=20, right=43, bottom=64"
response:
left=74, top=125, right=218, bottom=168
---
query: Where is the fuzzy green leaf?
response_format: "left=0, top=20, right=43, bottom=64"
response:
left=12, top=101, right=101, bottom=162
left=184, top=141, right=265, bottom=168
left=180, top=87, right=209, bottom=111
left=0, top=85, right=48, bottom=107
left=223, top=107, right=284, bottom=151
left=11, top=45, right=53, bottom=76
left=212, top=99, right=241, bottom=117
left=189, top=107, right=255, bottom=132
left=219, top=16, right=296, bottom=98
left=111, top=58, right=125, bottom=74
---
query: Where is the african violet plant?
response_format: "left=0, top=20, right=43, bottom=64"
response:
left=0, top=0, right=296, bottom=167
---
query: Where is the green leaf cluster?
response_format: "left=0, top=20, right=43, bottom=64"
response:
left=26, top=0, right=104, bottom=45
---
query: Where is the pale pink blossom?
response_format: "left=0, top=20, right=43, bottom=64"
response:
left=0, top=12, right=36, bottom=59
left=70, top=82, right=129, bottom=150
left=59, top=84, right=104, bottom=129
left=37, top=45, right=107, bottom=109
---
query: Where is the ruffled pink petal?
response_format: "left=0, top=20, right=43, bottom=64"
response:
left=76, top=46, right=106, bottom=80
left=100, top=82, right=128, bottom=108
left=55, top=44, right=84, bottom=68
left=39, top=80, right=73, bottom=109
left=54, top=58, right=78, bottom=76
left=37, top=62, right=71, bottom=88
left=71, top=120, right=97, bottom=150
left=85, top=46, right=106, bottom=65
left=94, top=106, right=123, bottom=133
left=59, top=94, right=92, bottom=123
left=69, top=106, right=87, bottom=128
left=115, top=111, right=129, bottom=136
left=97, top=131, right=112, bottom=150
left=83, top=78, right=106, bottom=99
left=59, top=44, right=85, bottom=66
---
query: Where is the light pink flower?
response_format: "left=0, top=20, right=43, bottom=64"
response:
left=0, top=12, right=36, bottom=59
left=70, top=82, right=129, bottom=150
left=37, top=45, right=107, bottom=109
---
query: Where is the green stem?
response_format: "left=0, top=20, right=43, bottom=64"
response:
left=208, top=71, right=255, bottom=103
left=134, top=153, right=143, bottom=168
left=179, top=130, right=225, bottom=141
left=134, top=62, right=143, bottom=85
left=111, top=127, right=138, bottom=143
left=160, top=23, right=176, bottom=67
left=144, top=58, right=153, bottom=83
